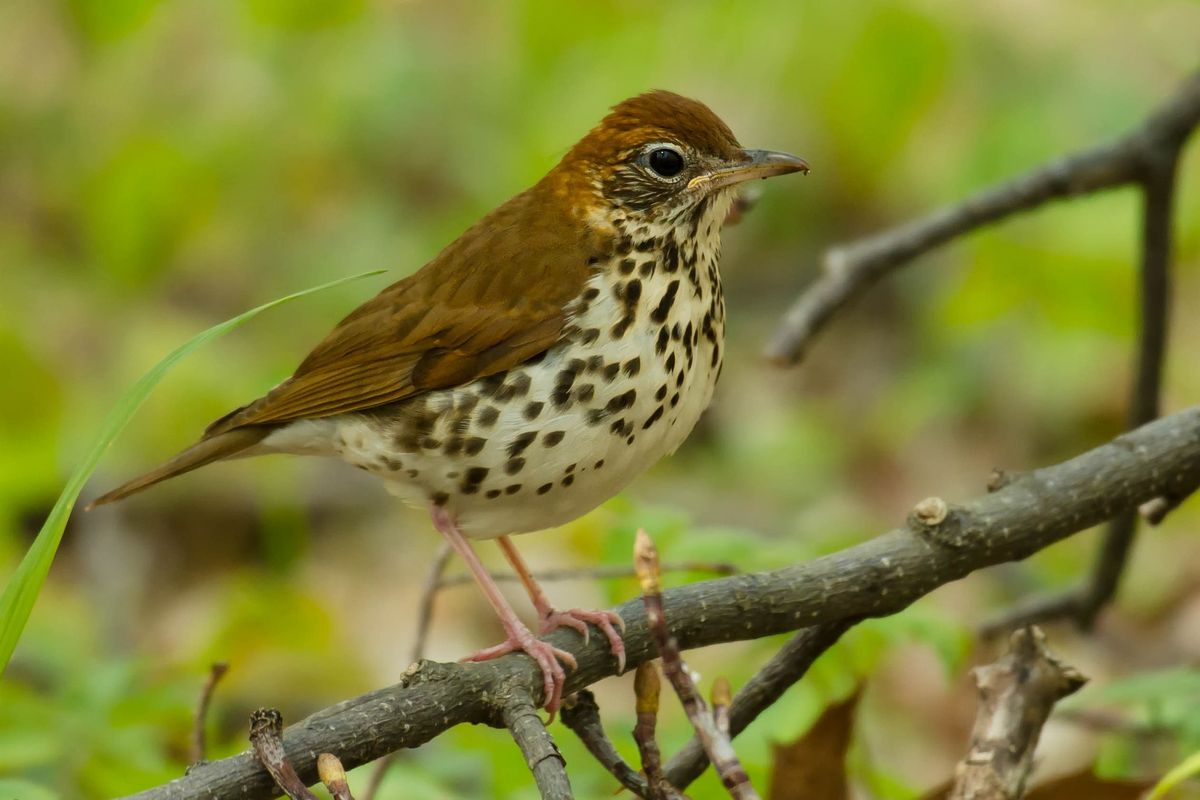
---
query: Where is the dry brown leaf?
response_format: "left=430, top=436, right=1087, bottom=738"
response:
left=767, top=687, right=862, bottom=800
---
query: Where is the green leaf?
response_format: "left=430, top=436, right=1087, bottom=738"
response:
left=1147, top=748, right=1200, bottom=800
left=0, top=270, right=385, bottom=678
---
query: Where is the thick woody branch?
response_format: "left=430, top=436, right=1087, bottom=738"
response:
left=765, top=69, right=1199, bottom=365
left=123, top=407, right=1200, bottom=800
left=949, top=628, right=1086, bottom=800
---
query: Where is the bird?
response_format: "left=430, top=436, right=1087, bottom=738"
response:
left=88, top=90, right=808, bottom=713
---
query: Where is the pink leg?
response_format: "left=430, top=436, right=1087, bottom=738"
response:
left=430, top=507, right=575, bottom=714
left=497, top=536, right=626, bottom=673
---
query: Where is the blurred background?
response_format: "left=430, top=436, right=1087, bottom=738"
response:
left=2, top=1, right=1199, bottom=797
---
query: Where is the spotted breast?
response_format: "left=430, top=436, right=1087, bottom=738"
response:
left=293, top=192, right=733, bottom=538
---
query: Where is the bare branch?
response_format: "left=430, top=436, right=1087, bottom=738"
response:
left=249, top=709, right=318, bottom=800
left=766, top=69, right=1199, bottom=365
left=189, top=662, right=228, bottom=767
left=560, top=691, right=651, bottom=796
left=636, top=530, right=759, bottom=800
left=123, top=407, right=1200, bottom=800
left=664, top=621, right=853, bottom=790
left=503, top=694, right=573, bottom=799
left=633, top=662, right=679, bottom=800
left=983, top=120, right=1183, bottom=637
left=949, top=627, right=1086, bottom=800
left=411, top=541, right=454, bottom=664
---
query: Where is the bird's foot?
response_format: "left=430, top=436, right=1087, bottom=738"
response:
left=461, top=627, right=577, bottom=715
left=540, top=608, right=626, bottom=673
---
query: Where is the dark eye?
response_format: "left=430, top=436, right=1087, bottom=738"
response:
left=647, top=147, right=685, bottom=178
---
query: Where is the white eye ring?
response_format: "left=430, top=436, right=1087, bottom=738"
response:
left=641, top=143, right=686, bottom=180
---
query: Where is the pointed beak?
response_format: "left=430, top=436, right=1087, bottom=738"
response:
left=688, top=149, right=810, bottom=192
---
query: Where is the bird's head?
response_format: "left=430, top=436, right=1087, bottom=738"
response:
left=555, top=90, right=808, bottom=224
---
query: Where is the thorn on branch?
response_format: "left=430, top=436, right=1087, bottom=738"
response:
left=249, top=709, right=319, bottom=800
left=635, top=529, right=760, bottom=800
left=948, top=627, right=1086, bottom=800
left=189, top=661, right=228, bottom=768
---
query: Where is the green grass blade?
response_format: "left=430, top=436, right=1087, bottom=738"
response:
left=0, top=270, right=385, bottom=677
left=1148, top=749, right=1200, bottom=800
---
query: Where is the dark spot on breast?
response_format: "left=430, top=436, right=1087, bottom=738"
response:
left=587, top=355, right=604, bottom=372
left=594, top=459, right=605, bottom=469
left=619, top=258, right=636, bottom=275
left=421, top=436, right=441, bottom=450
left=543, top=430, right=565, bottom=447
left=639, top=261, right=655, bottom=278
left=576, top=383, right=595, bottom=402
left=643, top=407, right=664, bottom=429
left=486, top=489, right=502, bottom=499
left=524, top=401, right=544, bottom=420
left=477, top=406, right=500, bottom=428
left=443, top=437, right=464, bottom=456
left=561, top=475, right=575, bottom=487
left=656, top=327, right=669, bottom=354
left=432, top=491, right=449, bottom=506
left=505, top=484, right=522, bottom=495
left=383, top=457, right=403, bottom=471
left=603, top=363, right=620, bottom=382
left=635, top=238, right=655, bottom=252
left=623, top=357, right=641, bottom=377
left=505, top=457, right=526, bottom=475
left=465, top=467, right=488, bottom=484
left=406, top=469, right=420, bottom=478
left=478, top=374, right=506, bottom=398
left=611, top=317, right=632, bottom=339
left=586, top=408, right=606, bottom=425
left=655, top=384, right=668, bottom=401
left=565, top=463, right=576, bottom=473
left=651, top=281, right=680, bottom=324
left=665, top=353, right=676, bottom=373
left=606, top=389, right=636, bottom=413
left=670, top=392, right=680, bottom=408
left=463, top=437, right=486, bottom=456
left=508, top=432, right=536, bottom=457
left=537, top=483, right=553, bottom=495
left=580, top=328, right=600, bottom=345
left=582, top=286, right=600, bottom=301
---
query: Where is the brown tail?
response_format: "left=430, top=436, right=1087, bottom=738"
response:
left=86, top=427, right=271, bottom=510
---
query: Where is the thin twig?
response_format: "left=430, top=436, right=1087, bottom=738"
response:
left=435, top=561, right=737, bottom=590
left=318, top=754, right=356, bottom=800
left=189, top=662, right=229, bottom=767
left=411, top=541, right=455, bottom=664
left=560, top=691, right=650, bottom=796
left=664, top=621, right=852, bottom=790
left=710, top=678, right=732, bottom=738
left=503, top=694, right=574, bottom=800
left=766, top=70, right=1199, bottom=365
left=357, top=542, right=457, bottom=800
left=633, top=662, right=678, bottom=800
left=635, top=529, right=759, bottom=800
left=949, top=627, right=1086, bottom=800
left=249, top=709, right=318, bottom=800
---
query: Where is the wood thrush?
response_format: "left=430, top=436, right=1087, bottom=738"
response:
left=89, top=91, right=808, bottom=712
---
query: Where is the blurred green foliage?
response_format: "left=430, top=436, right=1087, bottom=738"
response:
left=1, top=0, right=1198, bottom=797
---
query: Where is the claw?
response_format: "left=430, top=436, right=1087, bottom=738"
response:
left=540, top=607, right=627, bottom=674
left=462, top=631, right=576, bottom=714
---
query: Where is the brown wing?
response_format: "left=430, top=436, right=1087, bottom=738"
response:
left=205, top=181, right=603, bottom=438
